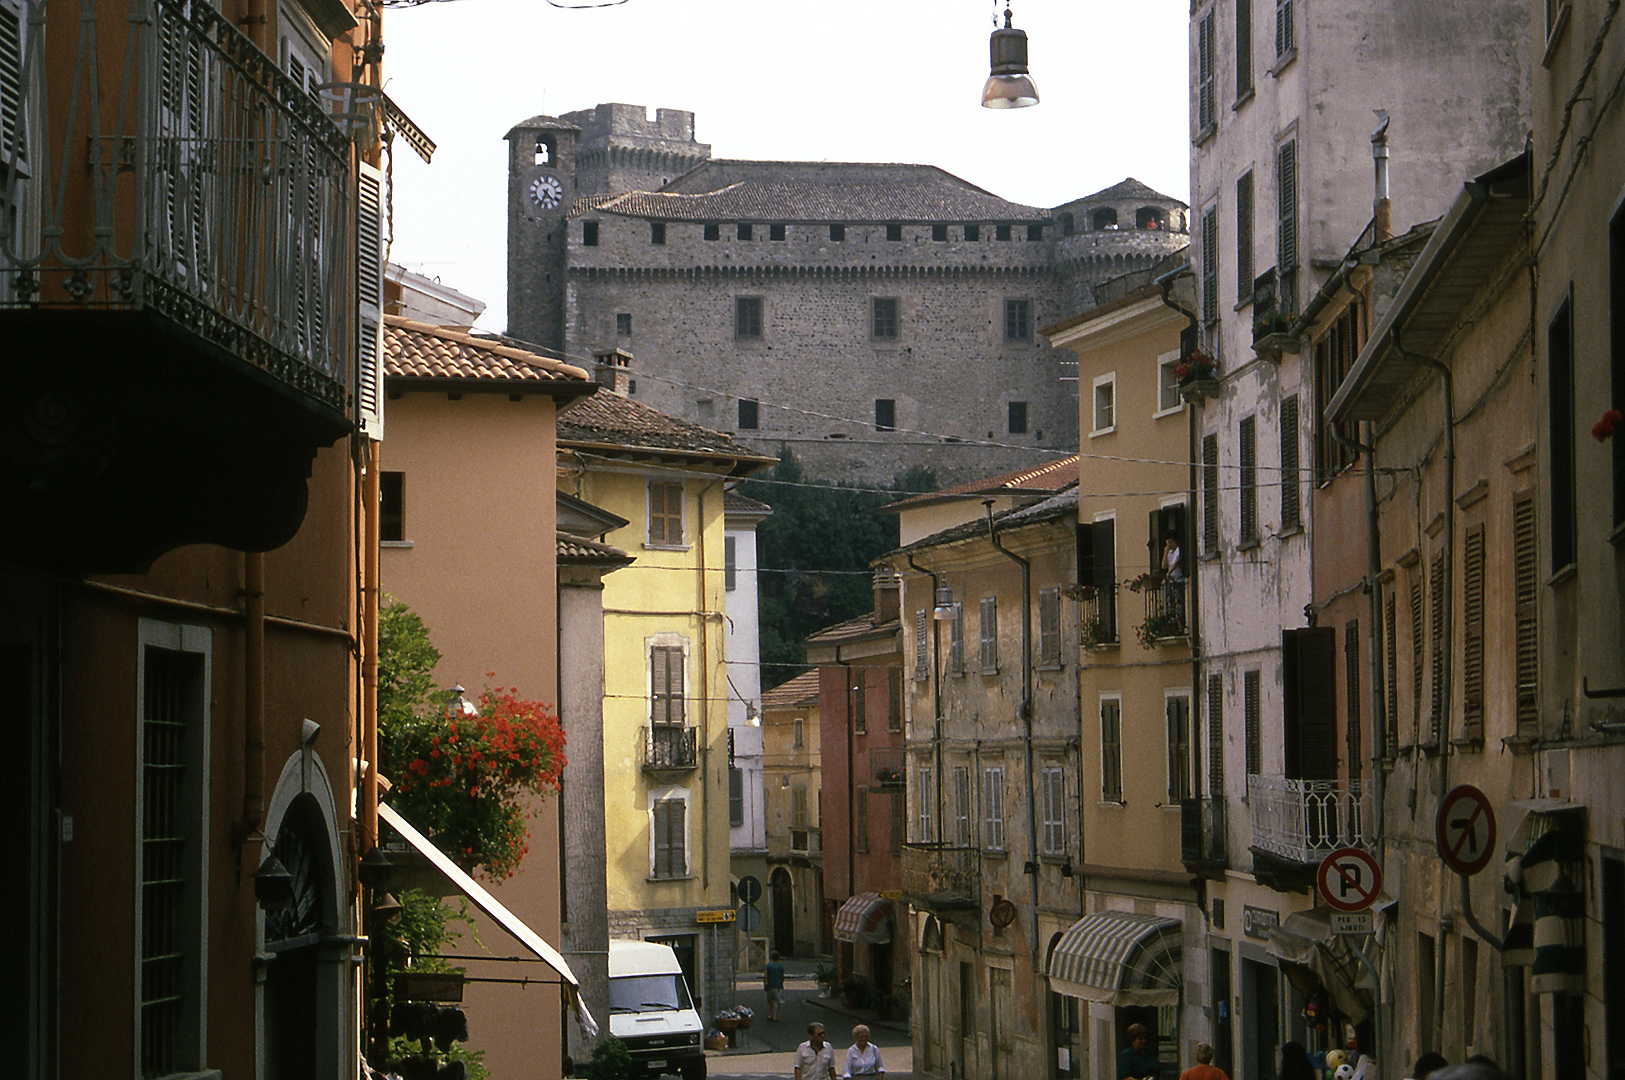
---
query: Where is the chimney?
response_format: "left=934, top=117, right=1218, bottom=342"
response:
left=593, top=348, right=633, bottom=396
left=1371, top=110, right=1392, bottom=242
left=873, top=571, right=901, bottom=625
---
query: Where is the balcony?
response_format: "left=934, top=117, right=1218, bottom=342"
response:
left=789, top=826, right=821, bottom=864
left=1248, top=775, right=1371, bottom=866
left=1180, top=798, right=1227, bottom=879
left=1074, top=581, right=1119, bottom=648
left=1251, top=267, right=1298, bottom=359
left=1127, top=573, right=1187, bottom=647
left=641, top=725, right=699, bottom=773
left=0, top=0, right=359, bottom=570
left=870, top=746, right=906, bottom=789
left=901, top=843, right=979, bottom=911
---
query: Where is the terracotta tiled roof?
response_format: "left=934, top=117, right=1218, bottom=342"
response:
left=384, top=317, right=590, bottom=386
left=557, top=535, right=633, bottom=566
left=889, top=487, right=1079, bottom=557
left=725, top=491, right=773, bottom=516
left=881, top=455, right=1079, bottom=513
left=762, top=669, right=821, bottom=710
left=557, top=391, right=777, bottom=472
left=802, top=610, right=900, bottom=648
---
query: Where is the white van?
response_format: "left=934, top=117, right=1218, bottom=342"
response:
left=607, top=939, right=707, bottom=1080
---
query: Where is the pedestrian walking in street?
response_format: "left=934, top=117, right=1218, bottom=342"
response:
left=843, top=1024, right=884, bottom=1079
left=1178, top=1042, right=1229, bottom=1080
left=793, top=1022, right=837, bottom=1080
left=764, top=951, right=787, bottom=1021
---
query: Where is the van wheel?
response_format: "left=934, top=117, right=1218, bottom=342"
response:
left=681, top=1057, right=706, bottom=1080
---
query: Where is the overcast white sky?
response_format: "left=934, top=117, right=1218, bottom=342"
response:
left=381, top=0, right=1191, bottom=332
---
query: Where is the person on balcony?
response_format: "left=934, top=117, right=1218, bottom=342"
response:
left=1161, top=537, right=1185, bottom=630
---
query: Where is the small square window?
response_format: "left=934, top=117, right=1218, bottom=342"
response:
left=932, top=224, right=948, bottom=241
left=872, top=297, right=899, bottom=340
left=583, top=220, right=599, bottom=246
left=380, top=471, right=405, bottom=542
left=738, top=399, right=759, bottom=429
left=738, top=222, right=753, bottom=241
left=1093, top=377, right=1116, bottom=433
left=887, top=224, right=903, bottom=241
left=1027, top=224, right=1043, bottom=241
left=830, top=224, right=846, bottom=241
left=1158, top=357, right=1182, bottom=412
left=735, top=296, right=763, bottom=339
left=770, top=223, right=787, bottom=241
left=1008, top=402, right=1028, bottom=435
left=875, top=399, right=896, bottom=432
left=616, top=313, right=632, bottom=336
left=996, top=224, right=1012, bottom=241
left=704, top=223, right=721, bottom=241
left=1004, top=299, right=1032, bottom=341
left=651, top=221, right=666, bottom=245
left=964, top=224, right=980, bottom=241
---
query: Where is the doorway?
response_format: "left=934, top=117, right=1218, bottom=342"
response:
left=770, top=868, right=794, bottom=956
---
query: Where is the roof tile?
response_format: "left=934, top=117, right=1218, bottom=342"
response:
left=384, top=316, right=590, bottom=385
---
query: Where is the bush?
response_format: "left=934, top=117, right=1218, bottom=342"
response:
left=579, top=1036, right=633, bottom=1080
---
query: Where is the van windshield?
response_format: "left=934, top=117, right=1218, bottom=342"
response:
left=609, top=973, right=693, bottom=1014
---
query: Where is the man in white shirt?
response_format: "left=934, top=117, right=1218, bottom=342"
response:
left=794, top=1022, right=837, bottom=1080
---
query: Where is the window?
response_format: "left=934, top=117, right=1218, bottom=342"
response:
left=1027, top=224, right=1043, bottom=241
left=1549, top=296, right=1576, bottom=569
left=729, top=768, right=744, bottom=827
left=1060, top=212, right=1076, bottom=235
left=724, top=535, right=737, bottom=591
left=1514, top=494, right=1539, bottom=734
left=1008, top=401, right=1029, bottom=435
left=1277, top=140, right=1299, bottom=312
left=1038, top=586, right=1062, bottom=667
left=1079, top=517, right=1118, bottom=644
left=1101, top=697, right=1123, bottom=802
left=875, top=399, right=896, bottom=432
left=982, top=765, right=1005, bottom=850
left=651, top=644, right=686, bottom=726
left=738, top=398, right=759, bottom=430
left=1197, top=8, right=1216, bottom=135
left=965, top=224, right=981, bottom=241
left=888, top=668, right=903, bottom=731
left=933, top=224, right=948, bottom=241
left=887, top=224, right=903, bottom=241
left=1202, top=434, right=1220, bottom=554
left=138, top=621, right=209, bottom=1077
left=953, top=766, right=972, bottom=845
left=1345, top=621, right=1362, bottom=769
left=949, top=603, right=966, bottom=675
left=770, top=223, right=786, bottom=241
left=1236, top=171, right=1255, bottom=304
left=735, top=296, right=763, bottom=340
left=1207, top=674, right=1225, bottom=799
left=793, top=716, right=805, bottom=748
left=1159, top=355, right=1183, bottom=412
left=853, top=668, right=867, bottom=734
left=855, top=786, right=869, bottom=853
left=1167, top=695, right=1192, bottom=802
left=1315, top=302, right=1362, bottom=476
left=1281, top=394, right=1301, bottom=529
left=1092, top=208, right=1119, bottom=231
left=1244, top=669, right=1261, bottom=777
left=1283, top=627, right=1336, bottom=780
left=1429, top=551, right=1445, bottom=744
left=917, top=765, right=934, bottom=840
left=651, top=221, right=666, bottom=244
left=1041, top=766, right=1066, bottom=853
left=1238, top=416, right=1257, bottom=543
left=1462, top=526, right=1485, bottom=740
left=704, top=223, right=720, bottom=241
left=872, top=297, right=900, bottom=340
left=737, top=222, right=753, bottom=241
left=979, top=596, right=999, bottom=673
left=1005, top=299, right=1032, bottom=341
left=1202, top=205, right=1219, bottom=324
left=380, top=470, right=405, bottom=542
left=653, top=796, right=687, bottom=878
left=649, top=481, right=684, bottom=546
left=1275, top=0, right=1294, bottom=60
left=616, top=312, right=633, bottom=336
left=830, top=224, right=846, bottom=241
left=1235, top=0, right=1253, bottom=99
left=1092, top=375, right=1116, bottom=433
left=583, top=220, right=599, bottom=246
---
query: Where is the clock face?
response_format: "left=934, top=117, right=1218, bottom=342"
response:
left=528, top=173, right=563, bottom=210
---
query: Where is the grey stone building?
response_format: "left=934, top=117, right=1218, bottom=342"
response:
left=507, top=103, right=1188, bottom=484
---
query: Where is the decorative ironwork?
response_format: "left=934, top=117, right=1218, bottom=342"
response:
left=901, top=843, right=980, bottom=907
left=1247, top=775, right=1370, bottom=863
left=641, top=725, right=698, bottom=771
left=0, top=0, right=353, bottom=416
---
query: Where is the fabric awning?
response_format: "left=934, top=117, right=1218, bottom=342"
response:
left=1503, top=801, right=1587, bottom=995
left=378, top=802, right=598, bottom=1037
left=834, top=893, right=893, bottom=944
left=1264, top=909, right=1383, bottom=1025
left=1047, top=911, right=1182, bottom=1007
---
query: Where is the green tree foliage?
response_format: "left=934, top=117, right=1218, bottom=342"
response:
left=578, top=1036, right=633, bottom=1080
left=741, top=448, right=936, bottom=678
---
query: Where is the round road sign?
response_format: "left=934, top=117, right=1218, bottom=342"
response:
left=1436, top=784, right=1497, bottom=876
left=1317, top=847, right=1383, bottom=912
left=737, top=875, right=762, bottom=905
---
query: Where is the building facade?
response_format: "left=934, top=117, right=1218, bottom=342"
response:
left=726, top=491, right=773, bottom=971
left=761, top=670, right=826, bottom=960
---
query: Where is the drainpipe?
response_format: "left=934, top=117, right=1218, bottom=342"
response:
left=241, top=552, right=267, bottom=842
left=362, top=443, right=381, bottom=859
left=837, top=652, right=858, bottom=904
left=985, top=501, right=1039, bottom=971
left=698, top=477, right=726, bottom=894
left=908, top=555, right=947, bottom=853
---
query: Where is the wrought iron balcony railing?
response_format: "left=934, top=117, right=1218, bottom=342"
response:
left=642, top=725, right=699, bottom=771
left=901, top=843, right=979, bottom=908
left=1247, top=775, right=1370, bottom=864
left=1129, top=573, right=1187, bottom=646
left=1, top=0, right=355, bottom=420
left=1076, top=580, right=1119, bottom=647
left=869, top=745, right=906, bottom=789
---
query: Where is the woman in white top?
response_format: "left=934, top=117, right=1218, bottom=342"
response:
left=844, top=1024, right=884, bottom=1078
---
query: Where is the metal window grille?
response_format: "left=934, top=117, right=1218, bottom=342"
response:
left=1005, top=299, right=1032, bottom=341
left=872, top=297, right=899, bottom=340
left=735, top=296, right=763, bottom=339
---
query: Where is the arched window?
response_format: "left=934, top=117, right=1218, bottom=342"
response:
left=1136, top=207, right=1167, bottom=230
left=1092, top=207, right=1119, bottom=231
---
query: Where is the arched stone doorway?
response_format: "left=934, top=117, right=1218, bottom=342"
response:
left=770, top=867, right=794, bottom=956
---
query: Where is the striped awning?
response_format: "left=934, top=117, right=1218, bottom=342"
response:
left=834, top=893, right=893, bottom=944
left=1047, top=911, right=1182, bottom=1007
left=1504, top=801, right=1587, bottom=995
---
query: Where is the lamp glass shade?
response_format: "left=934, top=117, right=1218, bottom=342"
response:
left=983, top=23, right=1038, bottom=109
left=982, top=74, right=1040, bottom=109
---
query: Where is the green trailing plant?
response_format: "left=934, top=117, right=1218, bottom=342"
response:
left=1081, top=615, right=1105, bottom=649
left=1136, top=613, right=1185, bottom=649
left=372, top=890, right=488, bottom=1079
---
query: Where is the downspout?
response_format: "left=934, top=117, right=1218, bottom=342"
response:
left=240, top=552, right=267, bottom=843
left=908, top=555, right=947, bottom=854
left=985, top=501, right=1039, bottom=972
left=362, top=443, right=381, bottom=860
left=698, top=476, right=726, bottom=893
left=837, top=651, right=857, bottom=901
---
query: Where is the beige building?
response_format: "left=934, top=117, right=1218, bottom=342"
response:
left=761, top=670, right=826, bottom=959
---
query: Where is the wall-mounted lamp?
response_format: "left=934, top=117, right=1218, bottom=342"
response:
left=932, top=582, right=958, bottom=621
left=982, top=5, right=1039, bottom=109
left=254, top=853, right=295, bottom=915
left=358, top=846, right=394, bottom=889
left=372, top=891, right=405, bottom=923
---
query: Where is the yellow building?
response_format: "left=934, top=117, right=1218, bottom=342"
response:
left=559, top=357, right=773, bottom=1014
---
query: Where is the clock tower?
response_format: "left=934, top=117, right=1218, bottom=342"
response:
left=505, top=115, right=580, bottom=353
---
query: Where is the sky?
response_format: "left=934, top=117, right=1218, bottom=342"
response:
left=379, top=0, right=1191, bottom=332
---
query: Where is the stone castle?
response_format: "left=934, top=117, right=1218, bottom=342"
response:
left=506, top=103, right=1188, bottom=484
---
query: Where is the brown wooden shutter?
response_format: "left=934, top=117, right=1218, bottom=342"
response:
left=1284, top=626, right=1337, bottom=780
left=1513, top=495, right=1539, bottom=733
left=1344, top=620, right=1361, bottom=775
left=1281, top=394, right=1300, bottom=530
left=1429, top=551, right=1445, bottom=745
left=1239, top=416, right=1257, bottom=542
left=1385, top=594, right=1399, bottom=757
left=1208, top=673, right=1225, bottom=798
left=1462, top=525, right=1486, bottom=739
left=1203, top=434, right=1220, bottom=553
left=1244, top=670, right=1262, bottom=777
